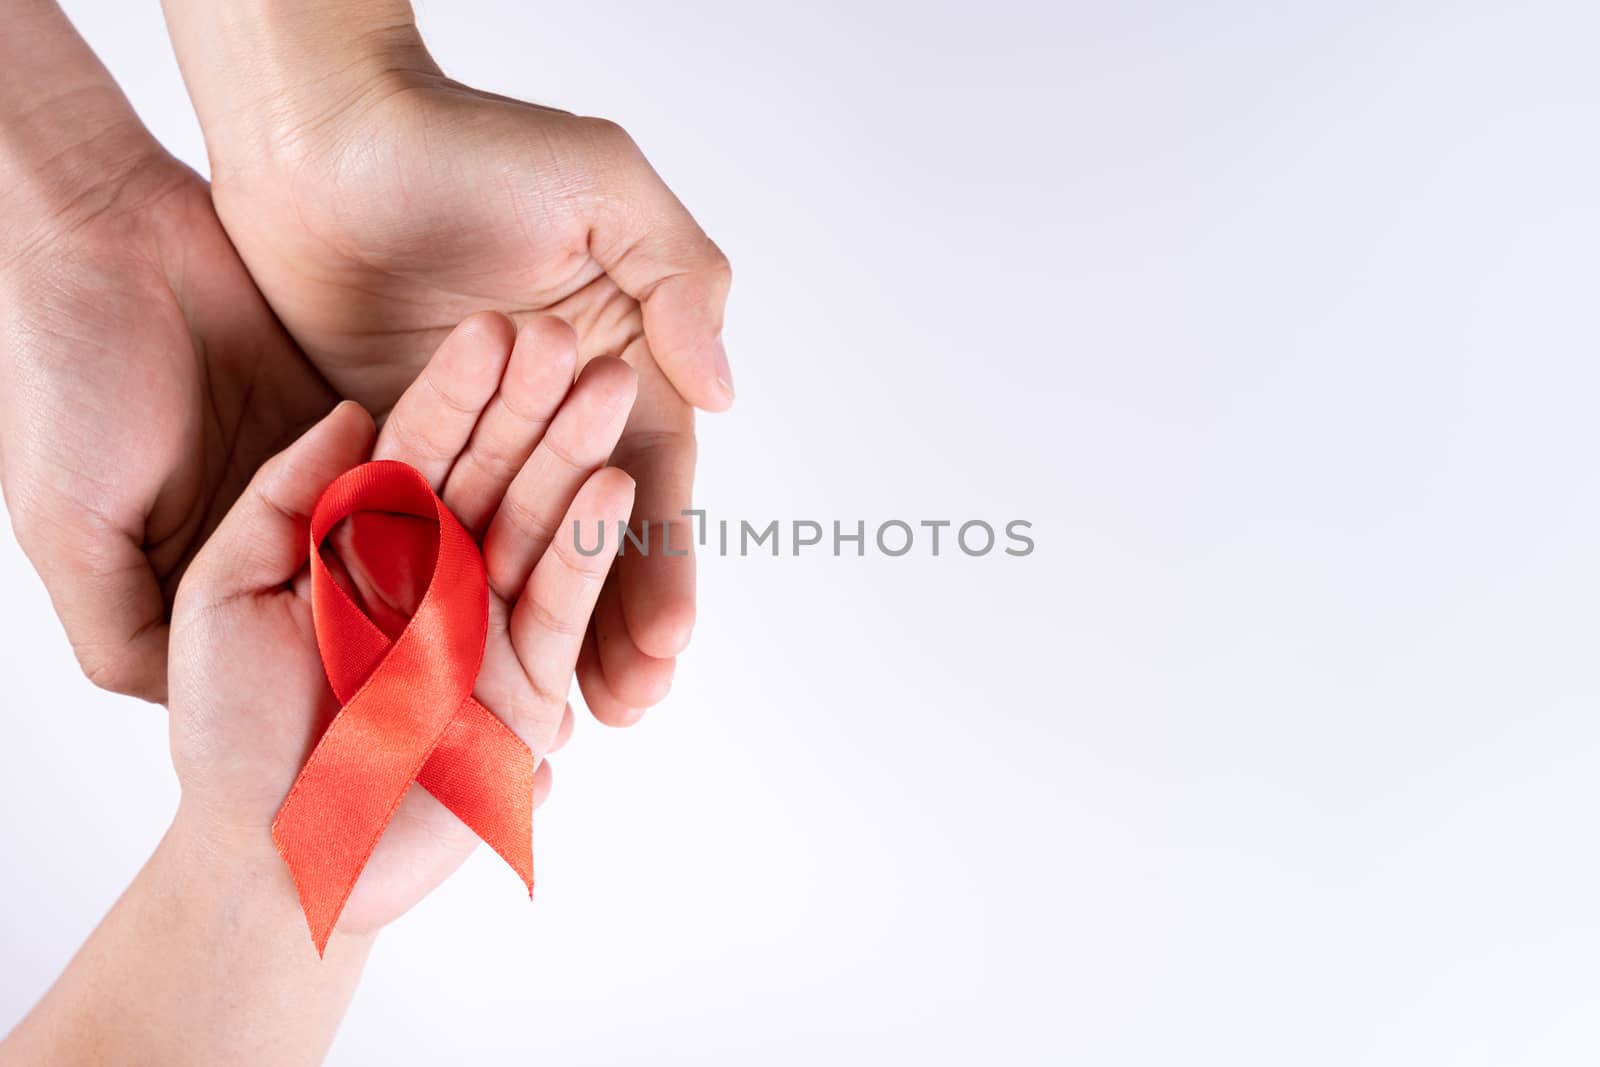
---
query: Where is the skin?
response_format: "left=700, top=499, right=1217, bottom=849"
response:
left=0, top=5, right=702, bottom=1049
left=0, top=0, right=335, bottom=701
left=0, top=0, right=731, bottom=724
left=160, top=0, right=736, bottom=725
left=1, top=318, right=636, bottom=1065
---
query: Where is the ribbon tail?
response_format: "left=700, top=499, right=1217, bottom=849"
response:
left=278, top=459, right=529, bottom=955
left=272, top=759, right=416, bottom=957
left=417, top=697, right=537, bottom=893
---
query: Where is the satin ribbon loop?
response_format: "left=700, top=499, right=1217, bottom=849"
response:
left=272, top=460, right=535, bottom=955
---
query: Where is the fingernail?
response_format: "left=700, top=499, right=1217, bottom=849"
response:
left=711, top=336, right=734, bottom=401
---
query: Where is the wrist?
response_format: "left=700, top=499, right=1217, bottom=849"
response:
left=1, top=809, right=373, bottom=1066
left=0, top=1, right=170, bottom=244
left=164, top=802, right=377, bottom=956
left=161, top=0, right=440, bottom=176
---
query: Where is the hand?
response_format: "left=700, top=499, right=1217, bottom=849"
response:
left=162, top=3, right=733, bottom=725
left=1, top=310, right=634, bottom=1065
left=170, top=314, right=636, bottom=936
left=0, top=8, right=336, bottom=702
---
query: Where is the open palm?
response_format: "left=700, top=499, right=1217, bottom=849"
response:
left=167, top=315, right=637, bottom=935
left=209, top=77, right=732, bottom=725
left=0, top=151, right=335, bottom=701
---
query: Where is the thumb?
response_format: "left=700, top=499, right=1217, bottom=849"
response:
left=182, top=402, right=375, bottom=608
left=10, top=509, right=171, bottom=704
left=5, top=442, right=169, bottom=703
left=579, top=119, right=734, bottom=412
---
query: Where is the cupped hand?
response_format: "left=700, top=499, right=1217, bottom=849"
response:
left=207, top=73, right=732, bottom=725
left=0, top=129, right=335, bottom=702
left=168, top=314, right=636, bottom=936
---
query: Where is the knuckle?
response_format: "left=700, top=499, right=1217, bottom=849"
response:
left=77, top=642, right=152, bottom=699
left=553, top=525, right=616, bottom=581
left=1, top=470, right=59, bottom=550
left=500, top=492, right=557, bottom=545
left=610, top=428, right=698, bottom=488
left=387, top=415, right=456, bottom=466
left=520, top=594, right=585, bottom=640
left=584, top=116, right=636, bottom=153
left=706, top=244, right=733, bottom=287
left=462, top=441, right=521, bottom=486
left=540, top=434, right=589, bottom=476
left=5, top=496, right=43, bottom=551
left=511, top=689, right=568, bottom=742
left=614, top=426, right=695, bottom=462
left=421, top=369, right=488, bottom=419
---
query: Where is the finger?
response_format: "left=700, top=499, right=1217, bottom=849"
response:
left=533, top=760, right=554, bottom=810
left=18, top=516, right=170, bottom=702
left=578, top=350, right=692, bottom=721
left=508, top=467, right=635, bottom=720
left=373, top=311, right=515, bottom=487
left=548, top=702, right=576, bottom=753
left=592, top=573, right=676, bottom=708
left=483, top=357, right=636, bottom=600
left=607, top=353, right=697, bottom=660
left=576, top=626, right=645, bottom=728
left=183, top=401, right=375, bottom=607
left=441, top=316, right=578, bottom=535
left=581, top=118, right=734, bottom=411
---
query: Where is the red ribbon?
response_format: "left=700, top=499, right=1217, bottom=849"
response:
left=272, top=460, right=535, bottom=954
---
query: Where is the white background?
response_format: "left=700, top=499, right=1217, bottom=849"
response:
left=5, top=1, right=1600, bottom=1063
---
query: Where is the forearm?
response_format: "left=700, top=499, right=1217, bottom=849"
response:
left=0, top=809, right=372, bottom=1066
left=160, top=0, right=438, bottom=175
left=0, top=1, right=157, bottom=234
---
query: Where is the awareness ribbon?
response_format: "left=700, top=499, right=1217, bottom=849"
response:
left=272, top=460, right=535, bottom=954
